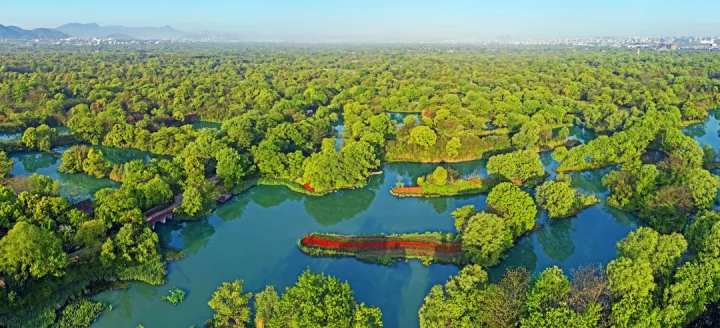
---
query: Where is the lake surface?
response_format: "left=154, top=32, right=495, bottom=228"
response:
left=684, top=110, right=720, bottom=149
left=9, top=114, right=715, bottom=328
left=9, top=150, right=116, bottom=203
left=92, top=157, right=637, bottom=327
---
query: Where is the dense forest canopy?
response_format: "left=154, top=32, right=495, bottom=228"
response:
left=1, top=44, right=720, bottom=327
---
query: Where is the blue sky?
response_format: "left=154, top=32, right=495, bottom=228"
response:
left=2, top=0, right=719, bottom=41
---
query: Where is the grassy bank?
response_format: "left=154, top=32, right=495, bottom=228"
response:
left=391, top=177, right=489, bottom=198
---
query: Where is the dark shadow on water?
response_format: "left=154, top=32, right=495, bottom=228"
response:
left=16, top=152, right=57, bottom=173
left=537, top=216, right=575, bottom=262
left=215, top=196, right=252, bottom=222
left=487, top=238, right=538, bottom=282
left=250, top=185, right=301, bottom=208
left=304, top=188, right=376, bottom=226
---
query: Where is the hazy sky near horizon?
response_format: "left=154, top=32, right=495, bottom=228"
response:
left=2, top=0, right=719, bottom=41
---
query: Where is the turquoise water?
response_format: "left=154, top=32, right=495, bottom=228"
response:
left=9, top=150, right=116, bottom=203
left=3, top=112, right=704, bottom=328
left=95, top=169, right=470, bottom=328
left=92, top=156, right=637, bottom=328
left=334, top=123, right=345, bottom=150
left=0, top=132, right=21, bottom=141
left=684, top=110, right=720, bottom=148
left=8, top=144, right=151, bottom=203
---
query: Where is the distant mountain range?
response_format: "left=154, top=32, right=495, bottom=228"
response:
left=56, top=23, right=187, bottom=40
left=0, top=24, right=67, bottom=39
left=0, top=23, right=189, bottom=40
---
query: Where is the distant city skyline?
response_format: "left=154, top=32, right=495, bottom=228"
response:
left=2, top=0, right=719, bottom=42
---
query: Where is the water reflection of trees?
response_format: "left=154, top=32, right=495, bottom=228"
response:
left=304, top=188, right=376, bottom=226
left=604, top=206, right=637, bottom=227
left=569, top=125, right=598, bottom=144
left=570, top=168, right=611, bottom=195
left=251, top=185, right=301, bottom=208
left=215, top=195, right=251, bottom=221
left=56, top=173, right=116, bottom=202
left=388, top=160, right=487, bottom=184
left=304, top=176, right=381, bottom=226
left=448, top=160, right=487, bottom=178
left=18, top=153, right=56, bottom=173
left=488, top=238, right=537, bottom=281
left=178, top=219, right=216, bottom=256
left=537, top=218, right=575, bottom=262
left=683, top=123, right=706, bottom=139
left=388, top=163, right=436, bottom=184
left=422, top=197, right=449, bottom=214
left=156, top=219, right=216, bottom=256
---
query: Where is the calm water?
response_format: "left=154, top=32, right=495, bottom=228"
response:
left=9, top=150, right=116, bottom=203
left=92, top=161, right=635, bottom=328
left=5, top=114, right=711, bottom=328
left=684, top=110, right=720, bottom=148
left=8, top=145, right=153, bottom=202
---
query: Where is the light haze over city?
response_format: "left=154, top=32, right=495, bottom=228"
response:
left=2, top=0, right=719, bottom=42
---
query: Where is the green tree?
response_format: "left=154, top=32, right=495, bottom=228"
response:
left=487, top=150, right=545, bottom=185
left=686, top=211, right=720, bottom=252
left=59, top=145, right=88, bottom=174
left=254, top=286, right=280, bottom=328
left=428, top=166, right=448, bottom=186
left=526, top=267, right=570, bottom=314
left=445, top=137, right=461, bottom=158
left=21, top=124, right=57, bottom=151
left=73, top=219, right=108, bottom=249
left=536, top=179, right=597, bottom=219
left=102, top=221, right=159, bottom=266
left=0, top=150, right=13, bottom=179
left=683, top=168, right=718, bottom=209
left=27, top=174, right=60, bottom=196
left=461, top=212, right=513, bottom=266
left=137, top=175, right=174, bottom=210
left=215, top=147, right=249, bottom=189
left=83, top=148, right=111, bottom=178
left=0, top=221, right=68, bottom=282
left=181, top=185, right=206, bottom=217
left=486, top=182, right=537, bottom=237
left=208, top=280, right=252, bottom=328
left=410, top=126, right=437, bottom=148
left=268, top=271, right=382, bottom=328
left=616, top=227, right=687, bottom=279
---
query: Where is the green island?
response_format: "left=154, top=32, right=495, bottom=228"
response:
left=536, top=175, right=599, bottom=219
left=299, top=232, right=462, bottom=265
left=0, top=38, right=719, bottom=328
left=390, top=166, right=488, bottom=197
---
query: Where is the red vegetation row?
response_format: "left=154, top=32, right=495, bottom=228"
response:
left=301, top=234, right=461, bottom=252
left=391, top=186, right=423, bottom=195
left=303, top=182, right=316, bottom=192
